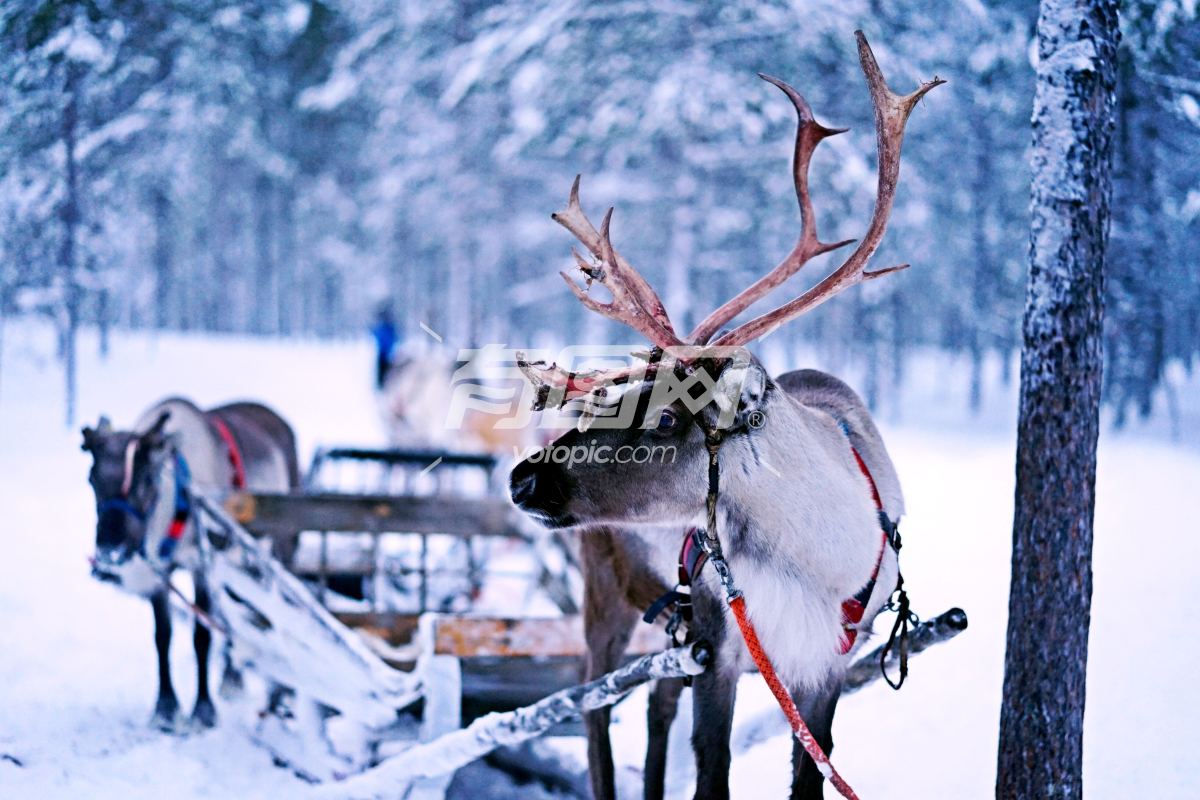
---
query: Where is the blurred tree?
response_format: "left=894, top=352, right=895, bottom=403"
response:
left=1, top=0, right=1195, bottom=427
left=1106, top=1, right=1200, bottom=431
left=0, top=0, right=182, bottom=422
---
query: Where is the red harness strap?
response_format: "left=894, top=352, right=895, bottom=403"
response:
left=209, top=417, right=247, bottom=490
left=646, top=427, right=899, bottom=799
left=649, top=445, right=896, bottom=656
left=721, top=442, right=892, bottom=800
left=725, top=444, right=892, bottom=800
left=839, top=445, right=892, bottom=654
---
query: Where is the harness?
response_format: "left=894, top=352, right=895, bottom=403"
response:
left=837, top=426, right=902, bottom=655
left=100, top=449, right=193, bottom=563
left=209, top=416, right=247, bottom=490
left=108, top=418, right=242, bottom=564
left=645, top=422, right=906, bottom=658
left=162, top=452, right=193, bottom=555
left=642, top=407, right=916, bottom=800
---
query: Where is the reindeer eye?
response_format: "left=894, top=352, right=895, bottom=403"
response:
left=656, top=409, right=679, bottom=434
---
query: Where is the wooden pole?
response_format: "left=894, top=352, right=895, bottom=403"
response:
left=323, top=641, right=712, bottom=799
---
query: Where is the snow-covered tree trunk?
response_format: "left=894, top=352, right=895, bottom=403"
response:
left=61, top=63, right=81, bottom=427
left=997, top=2, right=1119, bottom=798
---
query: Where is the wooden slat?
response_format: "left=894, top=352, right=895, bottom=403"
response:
left=336, top=612, right=670, bottom=716
left=336, top=612, right=423, bottom=648
left=337, top=612, right=666, bottom=660
left=431, top=615, right=664, bottom=658
left=314, top=446, right=497, bottom=470
left=230, top=492, right=523, bottom=538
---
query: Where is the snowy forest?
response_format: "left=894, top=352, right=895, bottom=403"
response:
left=2, top=0, right=1198, bottom=426
left=2, top=2, right=1199, bottom=798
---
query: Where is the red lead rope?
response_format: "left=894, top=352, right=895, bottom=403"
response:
left=728, top=595, right=861, bottom=799
left=697, top=428, right=869, bottom=799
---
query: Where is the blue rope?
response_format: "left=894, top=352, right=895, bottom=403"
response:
left=98, top=496, right=146, bottom=523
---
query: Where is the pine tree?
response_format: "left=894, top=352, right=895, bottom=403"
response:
left=996, top=1, right=1119, bottom=796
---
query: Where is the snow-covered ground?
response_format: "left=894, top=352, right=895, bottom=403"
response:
left=0, top=321, right=1196, bottom=798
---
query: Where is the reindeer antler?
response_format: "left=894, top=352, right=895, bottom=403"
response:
left=521, top=31, right=942, bottom=408
left=713, top=31, right=945, bottom=346
left=554, top=178, right=682, bottom=348
left=687, top=75, right=855, bottom=345
left=516, top=351, right=669, bottom=410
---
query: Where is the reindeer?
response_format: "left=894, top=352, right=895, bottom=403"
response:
left=381, top=351, right=557, bottom=455
left=508, top=32, right=942, bottom=800
left=81, top=398, right=300, bottom=731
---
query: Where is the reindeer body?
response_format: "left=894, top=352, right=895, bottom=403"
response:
left=141, top=398, right=297, bottom=490
left=712, top=369, right=902, bottom=688
left=574, top=369, right=902, bottom=799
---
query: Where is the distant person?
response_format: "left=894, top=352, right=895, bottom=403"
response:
left=371, top=308, right=399, bottom=390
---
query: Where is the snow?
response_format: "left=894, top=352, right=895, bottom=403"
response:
left=1, top=321, right=1198, bottom=798
left=298, top=73, right=359, bottom=112
left=44, top=24, right=106, bottom=66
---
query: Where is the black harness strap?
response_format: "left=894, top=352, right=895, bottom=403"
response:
left=643, top=527, right=710, bottom=642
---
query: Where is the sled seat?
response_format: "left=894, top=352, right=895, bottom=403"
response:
left=341, top=612, right=665, bottom=724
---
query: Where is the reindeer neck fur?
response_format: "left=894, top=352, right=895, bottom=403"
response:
left=716, top=390, right=883, bottom=592
left=137, top=398, right=229, bottom=490
left=704, top=389, right=892, bottom=689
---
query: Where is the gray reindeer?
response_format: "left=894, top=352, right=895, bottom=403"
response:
left=81, top=397, right=299, bottom=730
left=509, top=32, right=941, bottom=800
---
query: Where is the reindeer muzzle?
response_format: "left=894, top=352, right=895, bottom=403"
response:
left=509, top=458, right=574, bottom=527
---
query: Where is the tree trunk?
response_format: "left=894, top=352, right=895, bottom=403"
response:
left=968, top=118, right=993, bottom=415
left=254, top=174, right=275, bottom=335
left=152, top=184, right=173, bottom=330
left=277, top=190, right=295, bottom=337
left=61, top=64, right=82, bottom=427
left=664, top=183, right=695, bottom=337
left=0, top=297, right=6, bottom=405
left=889, top=290, right=906, bottom=422
left=97, top=286, right=110, bottom=358
left=996, top=3, right=1119, bottom=798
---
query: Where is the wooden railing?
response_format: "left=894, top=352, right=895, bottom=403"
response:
left=228, top=444, right=577, bottom=618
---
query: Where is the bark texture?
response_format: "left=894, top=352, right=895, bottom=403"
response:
left=996, top=2, right=1119, bottom=797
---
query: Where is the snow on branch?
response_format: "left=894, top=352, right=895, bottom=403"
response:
left=323, top=641, right=713, bottom=799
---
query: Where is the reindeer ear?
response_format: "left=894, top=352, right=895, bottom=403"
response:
left=82, top=414, right=114, bottom=451
left=139, top=410, right=172, bottom=449
left=710, top=359, right=768, bottom=431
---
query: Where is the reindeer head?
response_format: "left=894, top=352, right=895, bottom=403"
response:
left=509, top=32, right=941, bottom=532
left=510, top=354, right=771, bottom=527
left=81, top=411, right=173, bottom=584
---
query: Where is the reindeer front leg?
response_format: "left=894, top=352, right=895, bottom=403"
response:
left=150, top=590, right=180, bottom=730
left=645, top=676, right=684, bottom=800
left=689, top=588, right=737, bottom=800
left=190, top=574, right=217, bottom=728
left=581, top=531, right=639, bottom=800
left=789, top=681, right=842, bottom=800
